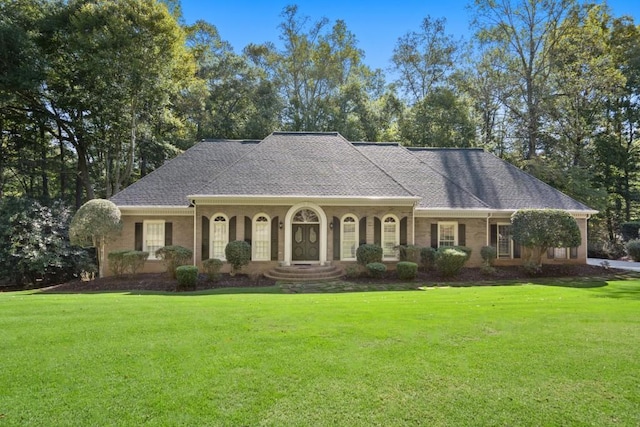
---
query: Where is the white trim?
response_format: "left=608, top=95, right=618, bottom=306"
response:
left=340, top=214, right=358, bottom=261
left=210, top=213, right=229, bottom=261
left=143, top=220, right=165, bottom=260
left=252, top=213, right=271, bottom=261
left=118, top=206, right=193, bottom=216
left=188, top=195, right=419, bottom=206
left=381, top=214, right=400, bottom=260
left=284, top=203, right=328, bottom=266
left=438, top=221, right=458, bottom=247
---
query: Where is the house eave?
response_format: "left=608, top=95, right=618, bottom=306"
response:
left=117, top=205, right=194, bottom=216
left=414, top=208, right=598, bottom=219
left=188, top=194, right=420, bottom=207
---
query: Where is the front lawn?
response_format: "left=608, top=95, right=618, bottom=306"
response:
left=1, top=280, right=639, bottom=426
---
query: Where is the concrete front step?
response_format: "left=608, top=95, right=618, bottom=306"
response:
left=265, top=265, right=343, bottom=282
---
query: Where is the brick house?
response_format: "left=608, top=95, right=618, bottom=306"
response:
left=106, top=132, right=596, bottom=278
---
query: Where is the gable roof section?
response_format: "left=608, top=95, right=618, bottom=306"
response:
left=408, top=148, right=593, bottom=211
left=354, top=143, right=488, bottom=209
left=110, top=139, right=259, bottom=207
left=191, top=132, right=414, bottom=199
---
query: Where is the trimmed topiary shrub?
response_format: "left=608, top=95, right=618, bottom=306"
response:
left=396, top=261, right=418, bottom=280
left=107, top=250, right=130, bottom=276
left=155, top=245, right=193, bottom=279
left=398, top=245, right=421, bottom=263
left=122, top=251, right=149, bottom=274
left=225, top=240, right=251, bottom=275
left=420, top=247, right=436, bottom=271
left=357, top=244, right=383, bottom=266
left=434, top=247, right=468, bottom=277
left=480, top=246, right=497, bottom=267
left=176, top=265, right=198, bottom=291
left=366, top=262, right=387, bottom=278
left=625, top=239, right=640, bottom=262
left=202, top=258, right=224, bottom=281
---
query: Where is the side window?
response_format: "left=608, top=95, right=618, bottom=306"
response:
left=497, top=224, right=513, bottom=258
left=252, top=214, right=271, bottom=261
left=211, top=214, right=228, bottom=260
left=143, top=220, right=165, bottom=260
left=382, top=215, right=399, bottom=259
left=341, top=214, right=358, bottom=261
left=438, top=222, right=457, bottom=247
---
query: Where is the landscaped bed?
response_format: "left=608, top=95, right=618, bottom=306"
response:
left=35, top=263, right=630, bottom=293
left=1, top=279, right=639, bottom=426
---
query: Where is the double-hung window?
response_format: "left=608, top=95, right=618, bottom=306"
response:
left=143, top=220, right=165, bottom=260
left=252, top=214, right=270, bottom=261
left=341, top=215, right=358, bottom=261
left=438, top=222, right=457, bottom=247
left=211, top=214, right=228, bottom=260
left=382, top=215, right=399, bottom=259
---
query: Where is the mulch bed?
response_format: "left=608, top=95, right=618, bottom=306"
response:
left=26, top=263, right=633, bottom=294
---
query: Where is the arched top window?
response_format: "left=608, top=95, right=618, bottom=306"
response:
left=341, top=214, right=359, bottom=261
left=211, top=213, right=229, bottom=260
left=212, top=214, right=228, bottom=223
left=293, top=209, right=319, bottom=223
left=252, top=213, right=271, bottom=261
left=381, top=214, right=399, bottom=260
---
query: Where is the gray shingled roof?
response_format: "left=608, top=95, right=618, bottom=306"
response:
left=192, top=132, right=414, bottom=198
left=110, top=132, right=593, bottom=212
left=408, top=148, right=593, bottom=211
left=110, top=139, right=259, bottom=206
left=354, top=143, right=488, bottom=209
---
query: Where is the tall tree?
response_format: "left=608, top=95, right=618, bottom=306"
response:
left=472, top=0, right=575, bottom=160
left=391, top=16, right=460, bottom=103
left=249, top=5, right=379, bottom=136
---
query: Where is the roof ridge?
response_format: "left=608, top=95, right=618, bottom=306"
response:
left=190, top=136, right=273, bottom=197
left=399, top=145, right=491, bottom=208
left=348, top=138, right=418, bottom=198
left=407, top=147, right=484, bottom=151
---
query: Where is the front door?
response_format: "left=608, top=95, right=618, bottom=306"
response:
left=292, top=224, right=320, bottom=261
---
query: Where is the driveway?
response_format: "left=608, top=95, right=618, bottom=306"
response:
left=588, top=258, right=640, bottom=272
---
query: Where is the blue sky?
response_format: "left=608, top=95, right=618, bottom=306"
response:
left=180, top=1, right=640, bottom=72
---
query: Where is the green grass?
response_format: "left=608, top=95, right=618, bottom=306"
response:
left=1, top=280, right=639, bottom=426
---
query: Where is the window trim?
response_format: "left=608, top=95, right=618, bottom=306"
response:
left=210, top=213, right=229, bottom=261
left=381, top=214, right=399, bottom=260
left=438, top=221, right=458, bottom=248
left=340, top=214, right=359, bottom=261
left=143, top=220, right=165, bottom=260
left=252, top=213, right=271, bottom=261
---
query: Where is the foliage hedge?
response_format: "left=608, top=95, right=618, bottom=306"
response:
left=366, top=262, right=387, bottom=278
left=357, top=244, right=383, bottom=265
left=625, top=239, right=640, bottom=262
left=0, top=197, right=93, bottom=286
left=225, top=241, right=251, bottom=275
left=434, top=247, right=469, bottom=277
left=398, top=245, right=421, bottom=263
left=122, top=251, right=149, bottom=274
left=108, top=250, right=149, bottom=276
left=420, top=247, right=436, bottom=271
left=202, top=258, right=224, bottom=281
left=155, top=245, right=193, bottom=279
left=396, top=261, right=418, bottom=280
left=480, top=246, right=497, bottom=266
left=621, top=222, right=640, bottom=242
left=176, top=265, right=198, bottom=291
